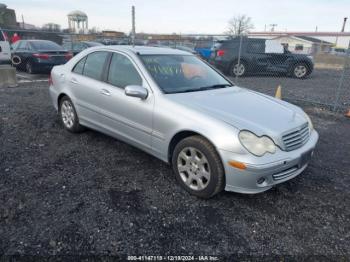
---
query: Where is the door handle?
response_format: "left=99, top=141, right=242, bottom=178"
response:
left=100, top=89, right=111, bottom=96
left=70, top=78, right=78, bottom=84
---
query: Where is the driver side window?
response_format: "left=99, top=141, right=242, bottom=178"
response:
left=107, top=53, right=142, bottom=88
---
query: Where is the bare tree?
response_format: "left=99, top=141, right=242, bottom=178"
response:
left=225, top=15, right=254, bottom=36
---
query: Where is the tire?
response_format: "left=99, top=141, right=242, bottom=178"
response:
left=291, top=63, right=310, bottom=79
left=172, top=136, right=225, bottom=198
left=230, top=61, right=247, bottom=77
left=59, top=96, right=85, bottom=133
left=26, top=61, right=35, bottom=74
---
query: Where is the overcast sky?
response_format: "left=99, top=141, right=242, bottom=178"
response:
left=2, top=0, right=350, bottom=33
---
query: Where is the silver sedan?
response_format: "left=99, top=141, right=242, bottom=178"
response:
left=49, top=46, right=318, bottom=198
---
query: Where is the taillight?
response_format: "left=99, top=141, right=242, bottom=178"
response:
left=217, top=50, right=225, bottom=57
left=48, top=74, right=53, bottom=86
left=33, top=53, right=50, bottom=59
left=65, top=52, right=73, bottom=60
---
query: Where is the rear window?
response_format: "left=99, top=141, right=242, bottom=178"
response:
left=83, top=51, right=109, bottom=80
left=246, top=41, right=265, bottom=53
left=30, top=41, right=63, bottom=51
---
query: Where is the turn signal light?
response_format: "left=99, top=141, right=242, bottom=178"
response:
left=228, top=160, right=247, bottom=170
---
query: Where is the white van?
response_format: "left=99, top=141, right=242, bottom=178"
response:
left=0, top=29, right=11, bottom=64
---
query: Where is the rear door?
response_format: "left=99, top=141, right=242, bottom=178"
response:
left=245, top=40, right=269, bottom=72
left=0, top=30, right=11, bottom=63
left=265, top=41, right=289, bottom=73
left=68, top=51, right=110, bottom=126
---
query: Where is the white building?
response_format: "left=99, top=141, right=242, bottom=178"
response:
left=248, top=32, right=350, bottom=54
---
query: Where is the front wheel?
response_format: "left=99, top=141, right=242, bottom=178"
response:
left=172, top=136, right=225, bottom=198
left=291, top=63, right=310, bottom=79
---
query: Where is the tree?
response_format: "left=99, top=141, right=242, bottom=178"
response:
left=225, top=15, right=254, bottom=36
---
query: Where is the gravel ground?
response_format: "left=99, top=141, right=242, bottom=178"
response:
left=231, top=68, right=350, bottom=110
left=0, top=82, right=350, bottom=260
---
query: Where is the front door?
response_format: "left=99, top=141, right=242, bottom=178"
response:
left=97, top=52, right=154, bottom=151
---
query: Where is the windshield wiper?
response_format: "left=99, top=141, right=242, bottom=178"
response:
left=197, top=84, right=232, bottom=91
left=168, top=84, right=232, bottom=94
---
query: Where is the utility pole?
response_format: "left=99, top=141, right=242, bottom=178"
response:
left=270, top=24, right=277, bottom=32
left=131, top=6, right=136, bottom=47
left=21, top=14, right=25, bottom=29
left=341, top=17, right=348, bottom=32
left=336, top=17, right=347, bottom=47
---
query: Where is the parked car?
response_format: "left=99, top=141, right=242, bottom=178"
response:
left=150, top=44, right=198, bottom=56
left=11, top=40, right=73, bottom=74
left=49, top=46, right=318, bottom=198
left=194, top=40, right=213, bottom=60
left=0, top=28, right=11, bottom=64
left=62, top=41, right=103, bottom=56
left=209, top=37, right=314, bottom=79
left=173, top=45, right=198, bottom=55
left=330, top=47, right=350, bottom=56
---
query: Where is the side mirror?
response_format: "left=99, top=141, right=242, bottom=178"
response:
left=125, top=85, right=148, bottom=100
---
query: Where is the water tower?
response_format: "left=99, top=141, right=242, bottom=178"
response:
left=68, top=10, right=88, bottom=33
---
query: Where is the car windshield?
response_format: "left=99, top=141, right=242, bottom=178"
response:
left=30, top=41, right=63, bottom=51
left=140, top=55, right=232, bottom=94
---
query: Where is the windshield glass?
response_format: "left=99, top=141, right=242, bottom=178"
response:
left=140, top=55, right=232, bottom=94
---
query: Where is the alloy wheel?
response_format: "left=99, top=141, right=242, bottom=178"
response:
left=233, top=63, right=245, bottom=76
left=177, top=147, right=211, bottom=191
left=60, top=100, right=75, bottom=129
left=294, top=65, right=307, bottom=78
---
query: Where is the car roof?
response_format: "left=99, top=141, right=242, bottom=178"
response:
left=97, top=45, right=192, bottom=55
left=25, top=40, right=56, bottom=43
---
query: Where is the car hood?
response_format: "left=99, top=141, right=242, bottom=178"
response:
left=167, top=87, right=307, bottom=137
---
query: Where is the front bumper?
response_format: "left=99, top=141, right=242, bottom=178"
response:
left=219, top=130, right=319, bottom=194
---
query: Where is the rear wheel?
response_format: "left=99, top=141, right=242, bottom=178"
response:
left=59, top=96, right=84, bottom=133
left=172, top=136, right=225, bottom=198
left=231, top=61, right=246, bottom=77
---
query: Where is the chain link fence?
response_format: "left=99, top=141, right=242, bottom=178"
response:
left=2, top=28, right=349, bottom=112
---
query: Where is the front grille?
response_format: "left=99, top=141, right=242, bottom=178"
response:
left=272, top=166, right=299, bottom=181
left=282, top=123, right=310, bottom=151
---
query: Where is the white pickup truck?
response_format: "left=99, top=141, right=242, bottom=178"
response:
left=0, top=29, right=11, bottom=64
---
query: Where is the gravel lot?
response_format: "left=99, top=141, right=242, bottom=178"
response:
left=232, top=68, right=350, bottom=110
left=0, top=80, right=350, bottom=260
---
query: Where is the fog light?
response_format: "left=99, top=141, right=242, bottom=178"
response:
left=257, top=177, right=265, bottom=185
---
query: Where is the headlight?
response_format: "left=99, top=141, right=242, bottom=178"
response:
left=239, top=131, right=276, bottom=157
left=305, top=113, right=314, bottom=131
